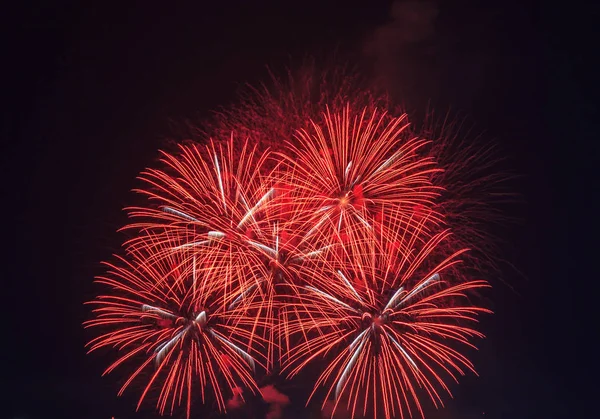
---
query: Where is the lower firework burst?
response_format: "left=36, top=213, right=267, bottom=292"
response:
left=281, top=218, right=491, bottom=419
left=84, top=235, right=266, bottom=418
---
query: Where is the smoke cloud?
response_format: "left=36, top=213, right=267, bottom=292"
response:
left=260, top=385, right=290, bottom=419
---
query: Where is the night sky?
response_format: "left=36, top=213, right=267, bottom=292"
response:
left=4, top=1, right=596, bottom=418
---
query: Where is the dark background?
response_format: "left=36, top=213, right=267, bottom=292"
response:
left=3, top=1, right=597, bottom=418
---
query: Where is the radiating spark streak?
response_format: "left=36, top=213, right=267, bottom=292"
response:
left=246, top=240, right=277, bottom=259
left=373, top=149, right=402, bottom=176
left=353, top=212, right=372, bottom=230
left=192, top=255, right=197, bottom=296
left=207, top=231, right=225, bottom=238
left=195, top=311, right=207, bottom=325
left=305, top=286, right=358, bottom=313
left=155, top=328, right=188, bottom=365
left=349, top=328, right=370, bottom=352
left=162, top=207, right=198, bottom=222
left=344, top=160, right=353, bottom=182
left=349, top=175, right=361, bottom=189
left=213, top=153, right=227, bottom=211
left=208, top=330, right=256, bottom=371
left=399, top=273, right=440, bottom=306
left=237, top=187, right=275, bottom=229
left=238, top=194, right=254, bottom=222
left=337, top=270, right=363, bottom=303
left=304, top=245, right=333, bottom=258
left=316, top=205, right=335, bottom=213
left=335, top=330, right=368, bottom=398
left=228, top=282, right=260, bottom=310
left=383, top=286, right=404, bottom=313
left=174, top=240, right=210, bottom=249
left=304, top=212, right=331, bottom=239
left=290, top=245, right=333, bottom=263
left=141, top=305, right=179, bottom=320
left=387, top=333, right=418, bottom=370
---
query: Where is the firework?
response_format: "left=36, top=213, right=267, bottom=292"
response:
left=85, top=235, right=266, bottom=417
left=423, top=111, right=514, bottom=276
left=124, top=137, right=274, bottom=300
left=86, top=83, right=498, bottom=417
left=281, top=215, right=491, bottom=419
left=279, top=105, right=443, bottom=260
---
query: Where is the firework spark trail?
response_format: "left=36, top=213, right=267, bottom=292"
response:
left=281, top=218, right=491, bottom=419
left=84, top=235, right=269, bottom=417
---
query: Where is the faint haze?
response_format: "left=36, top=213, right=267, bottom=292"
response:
left=364, top=0, right=486, bottom=113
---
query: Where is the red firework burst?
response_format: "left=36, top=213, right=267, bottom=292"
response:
left=123, top=137, right=275, bottom=300
left=84, top=235, right=270, bottom=417
left=279, top=105, right=443, bottom=259
left=281, top=215, right=491, bottom=419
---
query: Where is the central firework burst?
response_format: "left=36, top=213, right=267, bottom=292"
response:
left=279, top=105, right=444, bottom=258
